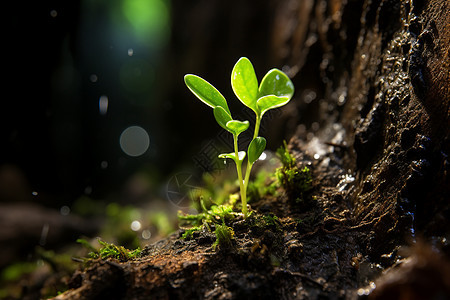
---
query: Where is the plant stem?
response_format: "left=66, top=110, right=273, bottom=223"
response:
left=241, top=114, right=262, bottom=217
left=233, top=134, right=247, bottom=216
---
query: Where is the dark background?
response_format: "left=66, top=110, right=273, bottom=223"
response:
left=1, top=0, right=298, bottom=207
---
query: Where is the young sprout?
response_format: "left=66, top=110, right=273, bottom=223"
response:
left=184, top=57, right=294, bottom=217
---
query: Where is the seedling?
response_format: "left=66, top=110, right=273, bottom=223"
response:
left=184, top=57, right=294, bottom=216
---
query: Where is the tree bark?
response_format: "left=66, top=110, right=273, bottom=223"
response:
left=271, top=0, right=449, bottom=259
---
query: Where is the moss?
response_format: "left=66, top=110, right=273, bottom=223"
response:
left=178, top=202, right=239, bottom=241
left=77, top=238, right=141, bottom=262
left=178, top=203, right=235, bottom=226
left=246, top=213, right=281, bottom=233
left=212, top=223, right=235, bottom=250
left=262, top=214, right=280, bottom=228
left=275, top=141, right=313, bottom=202
left=181, top=226, right=203, bottom=239
left=178, top=203, right=237, bottom=250
left=276, top=141, right=296, bottom=168
left=247, top=169, right=277, bottom=202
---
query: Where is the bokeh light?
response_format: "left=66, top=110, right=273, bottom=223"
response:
left=122, top=0, right=170, bottom=46
left=119, top=126, right=150, bottom=157
left=99, top=95, right=109, bottom=115
left=130, top=220, right=141, bottom=231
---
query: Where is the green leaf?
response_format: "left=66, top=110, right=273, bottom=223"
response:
left=213, top=106, right=233, bottom=131
left=256, top=95, right=291, bottom=116
left=184, top=74, right=231, bottom=114
left=219, top=151, right=246, bottom=163
left=226, top=120, right=249, bottom=136
left=256, top=69, right=294, bottom=115
left=248, top=137, right=266, bottom=164
left=231, top=57, right=259, bottom=112
left=258, top=69, right=294, bottom=99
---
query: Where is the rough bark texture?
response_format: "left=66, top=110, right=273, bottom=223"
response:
left=50, top=0, right=449, bottom=299
left=273, top=0, right=449, bottom=258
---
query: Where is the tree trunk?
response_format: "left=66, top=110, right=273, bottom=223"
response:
left=272, top=0, right=449, bottom=257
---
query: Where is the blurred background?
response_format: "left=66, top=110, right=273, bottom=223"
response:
left=1, top=0, right=301, bottom=207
